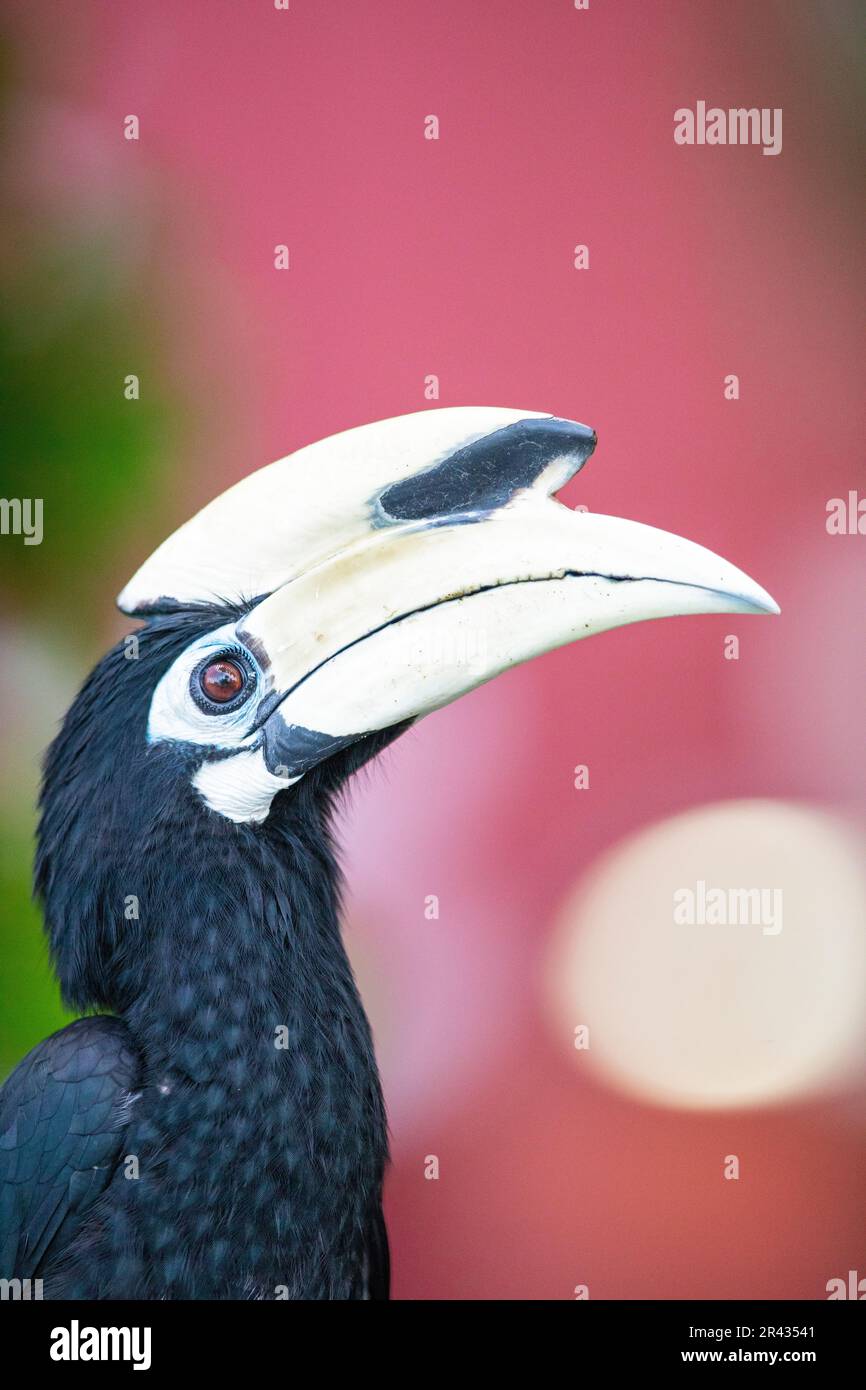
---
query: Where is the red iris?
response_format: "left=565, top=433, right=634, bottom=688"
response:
left=199, top=659, right=245, bottom=704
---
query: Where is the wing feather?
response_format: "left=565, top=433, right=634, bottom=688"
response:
left=0, top=1016, right=140, bottom=1278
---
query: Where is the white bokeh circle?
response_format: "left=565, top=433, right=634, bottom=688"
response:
left=545, top=800, right=866, bottom=1109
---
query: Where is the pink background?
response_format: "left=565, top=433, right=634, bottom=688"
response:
left=4, top=0, right=864, bottom=1298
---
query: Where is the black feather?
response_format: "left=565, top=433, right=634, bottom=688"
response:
left=1, top=604, right=400, bottom=1298
left=0, top=1017, right=139, bottom=1278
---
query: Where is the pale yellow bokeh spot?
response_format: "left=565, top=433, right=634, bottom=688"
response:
left=545, top=801, right=866, bottom=1109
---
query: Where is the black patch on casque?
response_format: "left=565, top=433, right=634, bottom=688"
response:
left=375, top=416, right=596, bottom=524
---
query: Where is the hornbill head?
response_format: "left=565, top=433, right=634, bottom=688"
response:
left=118, top=406, right=778, bottom=825
left=36, top=407, right=778, bottom=1011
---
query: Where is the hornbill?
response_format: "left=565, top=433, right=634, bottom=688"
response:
left=0, top=408, right=778, bottom=1299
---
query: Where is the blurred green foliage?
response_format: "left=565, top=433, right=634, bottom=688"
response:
left=0, top=232, right=180, bottom=626
left=0, top=820, right=66, bottom=1077
left=0, top=43, right=186, bottom=1076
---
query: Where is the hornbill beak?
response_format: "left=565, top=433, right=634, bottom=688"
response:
left=119, top=408, right=779, bottom=783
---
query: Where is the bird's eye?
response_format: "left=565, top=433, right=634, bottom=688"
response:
left=191, top=652, right=255, bottom=713
left=201, top=660, right=244, bottom=702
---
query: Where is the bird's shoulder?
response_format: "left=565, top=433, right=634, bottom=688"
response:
left=0, top=1015, right=141, bottom=1279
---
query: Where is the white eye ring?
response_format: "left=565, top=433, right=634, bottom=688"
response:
left=147, top=623, right=264, bottom=751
